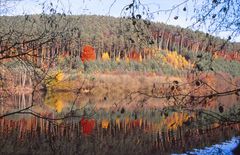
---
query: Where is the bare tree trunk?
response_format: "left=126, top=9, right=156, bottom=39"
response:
left=159, top=29, right=165, bottom=50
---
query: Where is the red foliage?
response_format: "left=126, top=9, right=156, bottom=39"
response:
left=80, top=118, right=95, bottom=135
left=128, top=50, right=141, bottom=61
left=81, top=45, right=96, bottom=63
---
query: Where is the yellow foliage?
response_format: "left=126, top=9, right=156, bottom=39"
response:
left=45, top=70, right=64, bottom=87
left=102, top=52, right=110, bottom=61
left=102, top=119, right=109, bottom=129
left=125, top=56, right=130, bottom=63
left=116, top=56, right=121, bottom=63
left=55, top=99, right=63, bottom=113
left=139, top=118, right=143, bottom=128
left=125, top=117, right=130, bottom=125
left=44, top=92, right=76, bottom=113
left=139, top=55, right=142, bottom=62
left=56, top=70, right=64, bottom=82
left=161, top=50, right=191, bottom=69
left=116, top=118, right=120, bottom=129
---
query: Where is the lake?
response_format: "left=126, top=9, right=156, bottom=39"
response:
left=0, top=92, right=240, bottom=155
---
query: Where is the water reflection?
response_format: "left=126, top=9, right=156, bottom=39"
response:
left=80, top=118, right=95, bottom=135
left=0, top=91, right=240, bottom=154
left=44, top=91, right=76, bottom=113
left=0, top=92, right=33, bottom=115
left=1, top=110, right=240, bottom=154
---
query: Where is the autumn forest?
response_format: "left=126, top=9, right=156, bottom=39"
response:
left=1, top=0, right=240, bottom=154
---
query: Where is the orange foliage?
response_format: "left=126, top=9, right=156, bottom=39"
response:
left=128, top=50, right=142, bottom=62
left=164, top=112, right=194, bottom=130
left=143, top=48, right=159, bottom=59
left=102, top=119, right=109, bottom=129
left=81, top=45, right=96, bottom=63
left=213, top=51, right=240, bottom=61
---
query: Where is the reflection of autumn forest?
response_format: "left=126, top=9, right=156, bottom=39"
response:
left=1, top=110, right=240, bottom=154
left=1, top=6, right=240, bottom=154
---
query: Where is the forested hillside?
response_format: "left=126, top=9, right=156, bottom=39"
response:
left=1, top=14, right=240, bottom=62
left=1, top=14, right=240, bottom=79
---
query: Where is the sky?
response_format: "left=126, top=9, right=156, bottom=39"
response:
left=2, top=0, right=240, bottom=42
left=5, top=0, right=195, bottom=26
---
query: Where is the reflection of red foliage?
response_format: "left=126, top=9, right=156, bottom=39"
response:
left=132, top=120, right=140, bottom=127
left=128, top=50, right=141, bottom=61
left=80, top=118, right=95, bottom=135
left=81, top=45, right=96, bottom=63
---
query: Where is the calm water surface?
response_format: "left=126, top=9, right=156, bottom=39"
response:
left=0, top=92, right=239, bottom=155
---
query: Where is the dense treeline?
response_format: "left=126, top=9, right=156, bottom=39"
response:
left=0, top=14, right=240, bottom=67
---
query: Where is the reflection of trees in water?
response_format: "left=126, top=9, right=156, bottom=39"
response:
left=0, top=113, right=240, bottom=154
left=0, top=93, right=32, bottom=115
left=1, top=72, right=240, bottom=126
left=0, top=68, right=239, bottom=154
left=44, top=91, right=75, bottom=113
